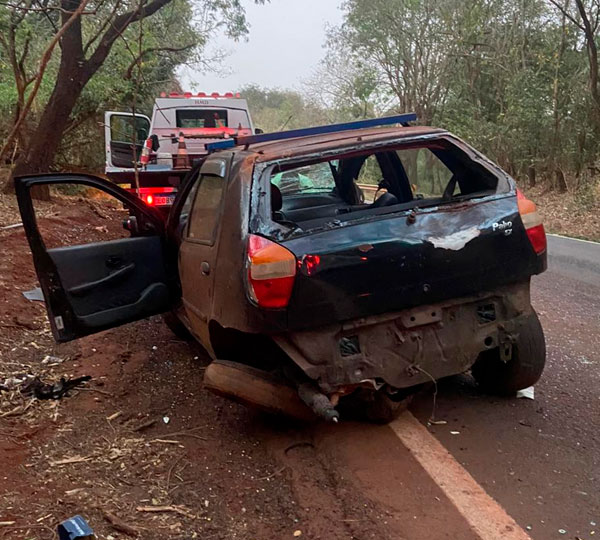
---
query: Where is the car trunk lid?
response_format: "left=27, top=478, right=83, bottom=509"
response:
left=280, top=194, right=545, bottom=330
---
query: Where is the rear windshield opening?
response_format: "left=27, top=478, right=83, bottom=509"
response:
left=268, top=141, right=500, bottom=233
left=176, top=109, right=228, bottom=128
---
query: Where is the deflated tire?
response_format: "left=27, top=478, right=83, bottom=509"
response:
left=471, top=310, right=546, bottom=395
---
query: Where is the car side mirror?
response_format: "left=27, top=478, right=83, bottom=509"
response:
left=255, top=128, right=264, bottom=135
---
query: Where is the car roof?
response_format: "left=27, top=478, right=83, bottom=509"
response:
left=245, top=125, right=447, bottom=162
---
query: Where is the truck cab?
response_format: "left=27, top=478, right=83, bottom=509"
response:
left=104, top=92, right=255, bottom=208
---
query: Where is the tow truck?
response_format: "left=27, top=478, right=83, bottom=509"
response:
left=104, top=91, right=256, bottom=208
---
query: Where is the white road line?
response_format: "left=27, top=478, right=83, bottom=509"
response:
left=548, top=233, right=600, bottom=245
left=390, top=412, right=532, bottom=540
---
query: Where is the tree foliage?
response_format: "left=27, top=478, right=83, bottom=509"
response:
left=0, top=0, right=257, bottom=185
left=240, top=84, right=330, bottom=133
left=322, top=0, right=600, bottom=192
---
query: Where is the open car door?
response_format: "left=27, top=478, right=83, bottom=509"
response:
left=15, top=174, right=176, bottom=343
left=105, top=111, right=151, bottom=172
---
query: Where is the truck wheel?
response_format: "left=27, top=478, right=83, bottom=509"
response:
left=471, top=310, right=546, bottom=395
left=340, top=389, right=412, bottom=424
left=162, top=311, right=191, bottom=340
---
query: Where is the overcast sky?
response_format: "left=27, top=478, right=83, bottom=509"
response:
left=180, top=0, right=345, bottom=93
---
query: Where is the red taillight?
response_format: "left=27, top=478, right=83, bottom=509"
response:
left=247, top=234, right=296, bottom=308
left=517, top=189, right=546, bottom=254
left=526, top=223, right=547, bottom=254
left=145, top=194, right=154, bottom=205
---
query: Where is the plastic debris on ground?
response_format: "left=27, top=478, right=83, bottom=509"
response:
left=22, top=287, right=45, bottom=302
left=516, top=386, right=535, bottom=400
left=57, top=514, right=95, bottom=539
left=41, top=355, right=64, bottom=365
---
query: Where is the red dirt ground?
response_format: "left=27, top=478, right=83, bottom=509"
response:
left=0, top=192, right=391, bottom=539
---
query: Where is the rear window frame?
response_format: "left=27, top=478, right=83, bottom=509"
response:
left=249, top=133, right=514, bottom=241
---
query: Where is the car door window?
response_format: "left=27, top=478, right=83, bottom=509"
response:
left=271, top=161, right=336, bottom=196
left=396, top=148, right=454, bottom=199
left=355, top=154, right=385, bottom=203
left=110, top=114, right=150, bottom=144
left=33, top=185, right=131, bottom=249
left=187, top=174, right=225, bottom=243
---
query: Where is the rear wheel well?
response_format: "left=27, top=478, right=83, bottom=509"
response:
left=208, top=321, right=289, bottom=372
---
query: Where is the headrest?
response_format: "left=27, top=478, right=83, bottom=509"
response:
left=271, top=183, right=283, bottom=212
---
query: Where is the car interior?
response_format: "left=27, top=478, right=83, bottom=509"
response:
left=269, top=142, right=500, bottom=230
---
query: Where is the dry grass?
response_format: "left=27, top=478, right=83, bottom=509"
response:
left=523, top=183, right=600, bottom=242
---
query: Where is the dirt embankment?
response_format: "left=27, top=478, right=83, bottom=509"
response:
left=522, top=184, right=600, bottom=242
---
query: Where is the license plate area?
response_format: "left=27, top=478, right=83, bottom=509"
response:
left=154, top=194, right=175, bottom=206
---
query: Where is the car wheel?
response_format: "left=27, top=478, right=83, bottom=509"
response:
left=471, top=310, right=546, bottom=395
left=340, top=388, right=412, bottom=424
left=162, top=311, right=191, bottom=340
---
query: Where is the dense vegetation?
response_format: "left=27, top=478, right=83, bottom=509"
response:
left=0, top=0, right=255, bottom=194
left=250, top=0, right=600, bottom=198
left=1, top=0, right=600, bottom=200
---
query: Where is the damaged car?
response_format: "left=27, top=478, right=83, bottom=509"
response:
left=15, top=113, right=547, bottom=423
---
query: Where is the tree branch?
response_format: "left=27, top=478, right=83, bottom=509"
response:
left=32, top=0, right=59, bottom=32
left=124, top=44, right=194, bottom=78
left=84, top=0, right=173, bottom=77
left=82, top=0, right=120, bottom=55
left=547, top=0, right=585, bottom=30
left=0, top=0, right=95, bottom=12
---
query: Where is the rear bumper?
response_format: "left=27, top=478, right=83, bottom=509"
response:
left=274, top=281, right=534, bottom=393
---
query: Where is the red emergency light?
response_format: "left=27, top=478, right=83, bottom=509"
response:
left=160, top=91, right=242, bottom=99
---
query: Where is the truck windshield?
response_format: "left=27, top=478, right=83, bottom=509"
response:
left=176, top=109, right=228, bottom=128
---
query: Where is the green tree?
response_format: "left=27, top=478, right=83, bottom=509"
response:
left=1, top=0, right=260, bottom=197
left=240, top=84, right=330, bottom=132
left=324, top=0, right=596, bottom=191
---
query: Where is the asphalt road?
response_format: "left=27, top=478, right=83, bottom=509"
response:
left=409, top=234, right=600, bottom=539
left=546, top=234, right=600, bottom=288
left=259, top=233, right=600, bottom=540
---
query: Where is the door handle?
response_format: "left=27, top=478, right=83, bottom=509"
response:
left=68, top=263, right=135, bottom=296
left=201, top=261, right=211, bottom=276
